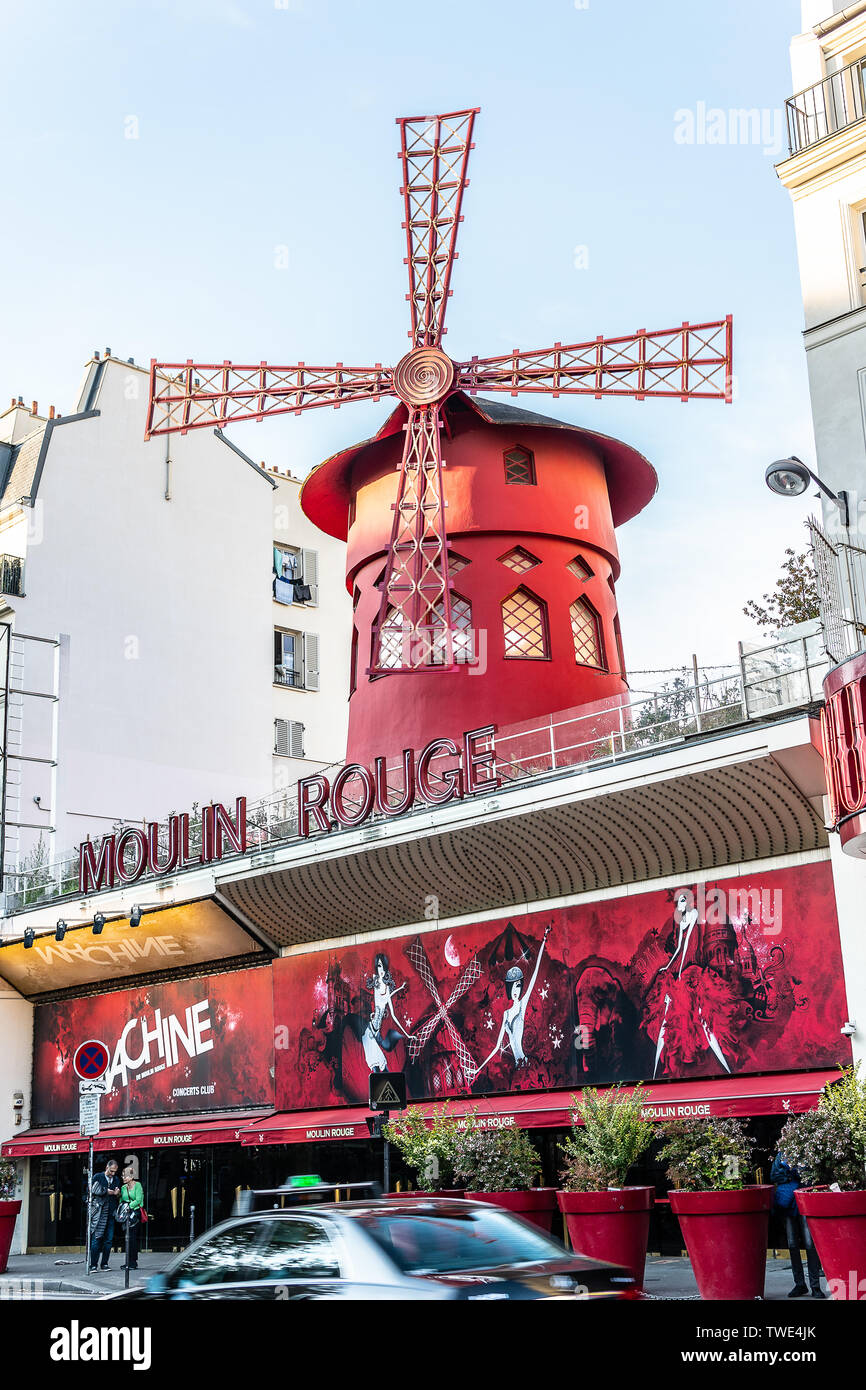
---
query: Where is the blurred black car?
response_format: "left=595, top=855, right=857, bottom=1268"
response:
left=110, top=1193, right=637, bottom=1301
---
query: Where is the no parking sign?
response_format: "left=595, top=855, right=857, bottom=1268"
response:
left=73, top=1039, right=110, bottom=1082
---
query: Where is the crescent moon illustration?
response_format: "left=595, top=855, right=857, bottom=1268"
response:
left=444, top=935, right=460, bottom=968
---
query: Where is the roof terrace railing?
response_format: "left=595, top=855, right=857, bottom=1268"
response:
left=0, top=628, right=827, bottom=916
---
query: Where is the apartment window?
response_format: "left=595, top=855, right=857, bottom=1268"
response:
left=274, top=718, right=305, bottom=758
left=567, top=555, right=593, bottom=581
left=570, top=596, right=605, bottom=669
left=502, top=587, right=549, bottom=659
left=499, top=545, right=540, bottom=574
left=273, top=546, right=319, bottom=605
left=504, top=446, right=536, bottom=486
left=430, top=593, right=474, bottom=665
left=274, top=629, right=319, bottom=689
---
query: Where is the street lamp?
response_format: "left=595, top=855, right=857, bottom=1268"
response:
left=765, top=456, right=850, bottom=529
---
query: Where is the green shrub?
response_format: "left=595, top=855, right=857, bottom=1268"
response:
left=659, top=1118, right=754, bottom=1191
left=452, top=1125, right=542, bottom=1192
left=777, top=1064, right=866, bottom=1192
left=559, top=1083, right=654, bottom=1191
left=383, top=1104, right=465, bottom=1191
left=0, top=1158, right=19, bottom=1201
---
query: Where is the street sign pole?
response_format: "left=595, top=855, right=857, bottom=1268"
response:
left=86, top=1140, right=94, bottom=1274
left=382, top=1110, right=390, bottom=1194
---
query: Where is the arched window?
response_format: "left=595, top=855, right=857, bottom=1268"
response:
left=502, top=587, right=549, bottom=659
left=499, top=545, right=541, bottom=573
left=567, top=555, right=593, bottom=581
left=377, top=606, right=405, bottom=670
left=570, top=596, right=605, bottom=669
left=504, top=446, right=536, bottom=486
left=430, top=593, right=474, bottom=665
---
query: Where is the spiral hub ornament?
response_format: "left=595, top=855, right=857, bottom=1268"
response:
left=393, top=346, right=455, bottom=406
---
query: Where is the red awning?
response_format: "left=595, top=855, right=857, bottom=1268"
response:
left=240, top=1071, right=840, bottom=1147
left=1, top=1110, right=271, bottom=1159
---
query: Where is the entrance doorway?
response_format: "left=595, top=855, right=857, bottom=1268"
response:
left=27, top=1156, right=86, bottom=1251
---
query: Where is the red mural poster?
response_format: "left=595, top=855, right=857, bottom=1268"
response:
left=33, top=966, right=274, bottom=1124
left=274, top=861, right=850, bottom=1110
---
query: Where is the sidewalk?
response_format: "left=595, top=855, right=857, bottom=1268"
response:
left=1, top=1250, right=175, bottom=1298
left=0, top=1251, right=828, bottom=1300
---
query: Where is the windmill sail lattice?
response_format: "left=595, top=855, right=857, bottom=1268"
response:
left=147, top=107, right=733, bottom=674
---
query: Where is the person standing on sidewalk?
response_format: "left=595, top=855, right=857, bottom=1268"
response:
left=119, top=1162, right=144, bottom=1270
left=771, top=1151, right=825, bottom=1299
left=89, top=1158, right=120, bottom=1272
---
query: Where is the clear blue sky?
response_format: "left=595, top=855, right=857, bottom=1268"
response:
left=0, top=0, right=816, bottom=677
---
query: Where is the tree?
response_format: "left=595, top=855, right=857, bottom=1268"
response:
left=742, top=548, right=819, bottom=635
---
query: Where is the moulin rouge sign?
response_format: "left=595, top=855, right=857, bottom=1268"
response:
left=78, top=726, right=499, bottom=893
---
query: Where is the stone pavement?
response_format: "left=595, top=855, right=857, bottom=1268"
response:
left=0, top=1250, right=829, bottom=1300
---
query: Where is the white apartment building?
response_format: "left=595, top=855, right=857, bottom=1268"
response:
left=777, top=1, right=866, bottom=517
left=776, top=1, right=866, bottom=1065
left=0, top=352, right=351, bottom=893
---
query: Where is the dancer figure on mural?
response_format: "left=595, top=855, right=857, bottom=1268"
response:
left=647, top=891, right=737, bottom=1078
left=475, top=925, right=552, bottom=1074
left=348, top=952, right=414, bottom=1073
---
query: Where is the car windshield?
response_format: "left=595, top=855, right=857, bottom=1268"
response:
left=359, top=1207, right=566, bottom=1276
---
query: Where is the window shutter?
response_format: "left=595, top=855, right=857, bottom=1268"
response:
left=302, top=548, right=319, bottom=604
left=303, top=632, right=320, bottom=691
left=275, top=719, right=305, bottom=758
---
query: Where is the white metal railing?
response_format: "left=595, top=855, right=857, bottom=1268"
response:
left=1, top=629, right=827, bottom=915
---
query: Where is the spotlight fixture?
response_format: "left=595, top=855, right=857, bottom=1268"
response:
left=92, top=913, right=106, bottom=935
left=765, top=456, right=850, bottom=528
left=55, top=920, right=67, bottom=942
left=129, top=903, right=160, bottom=928
left=23, top=929, right=35, bottom=949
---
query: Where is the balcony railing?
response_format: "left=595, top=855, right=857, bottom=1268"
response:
left=1, top=628, right=827, bottom=916
left=786, top=56, right=866, bottom=154
left=274, top=665, right=303, bottom=688
left=0, top=555, right=23, bottom=597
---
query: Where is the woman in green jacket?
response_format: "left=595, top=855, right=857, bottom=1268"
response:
left=119, top=1163, right=144, bottom=1270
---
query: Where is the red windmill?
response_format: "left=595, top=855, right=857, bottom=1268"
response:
left=147, top=108, right=731, bottom=680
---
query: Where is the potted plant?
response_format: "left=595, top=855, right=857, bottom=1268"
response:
left=659, top=1117, right=770, bottom=1300
left=383, top=1104, right=467, bottom=1196
left=779, top=1065, right=866, bottom=1301
left=557, top=1084, right=655, bottom=1288
left=451, top=1125, right=556, bottom=1230
left=0, top=1158, right=22, bottom=1274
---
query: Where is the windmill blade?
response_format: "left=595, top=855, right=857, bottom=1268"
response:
left=398, top=108, right=479, bottom=351
left=145, top=360, right=395, bottom=438
left=370, top=404, right=455, bottom=674
left=456, top=317, right=733, bottom=403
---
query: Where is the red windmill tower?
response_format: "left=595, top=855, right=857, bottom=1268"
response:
left=147, top=108, right=732, bottom=766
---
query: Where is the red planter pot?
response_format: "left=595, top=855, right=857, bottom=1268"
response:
left=796, top=1190, right=866, bottom=1301
left=464, top=1189, right=557, bottom=1232
left=0, top=1201, right=21, bottom=1275
left=669, top=1186, right=773, bottom=1301
left=557, top=1187, right=654, bottom=1289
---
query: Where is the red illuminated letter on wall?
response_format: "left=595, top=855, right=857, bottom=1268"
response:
left=463, top=725, right=500, bottom=795
left=114, top=828, right=148, bottom=885
left=148, top=816, right=181, bottom=874
left=331, top=766, right=375, bottom=827
left=79, top=835, right=117, bottom=894
left=374, top=749, right=416, bottom=816
left=417, top=738, right=463, bottom=804
left=299, top=774, right=332, bottom=837
left=212, top=798, right=248, bottom=858
left=821, top=674, right=866, bottom=822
